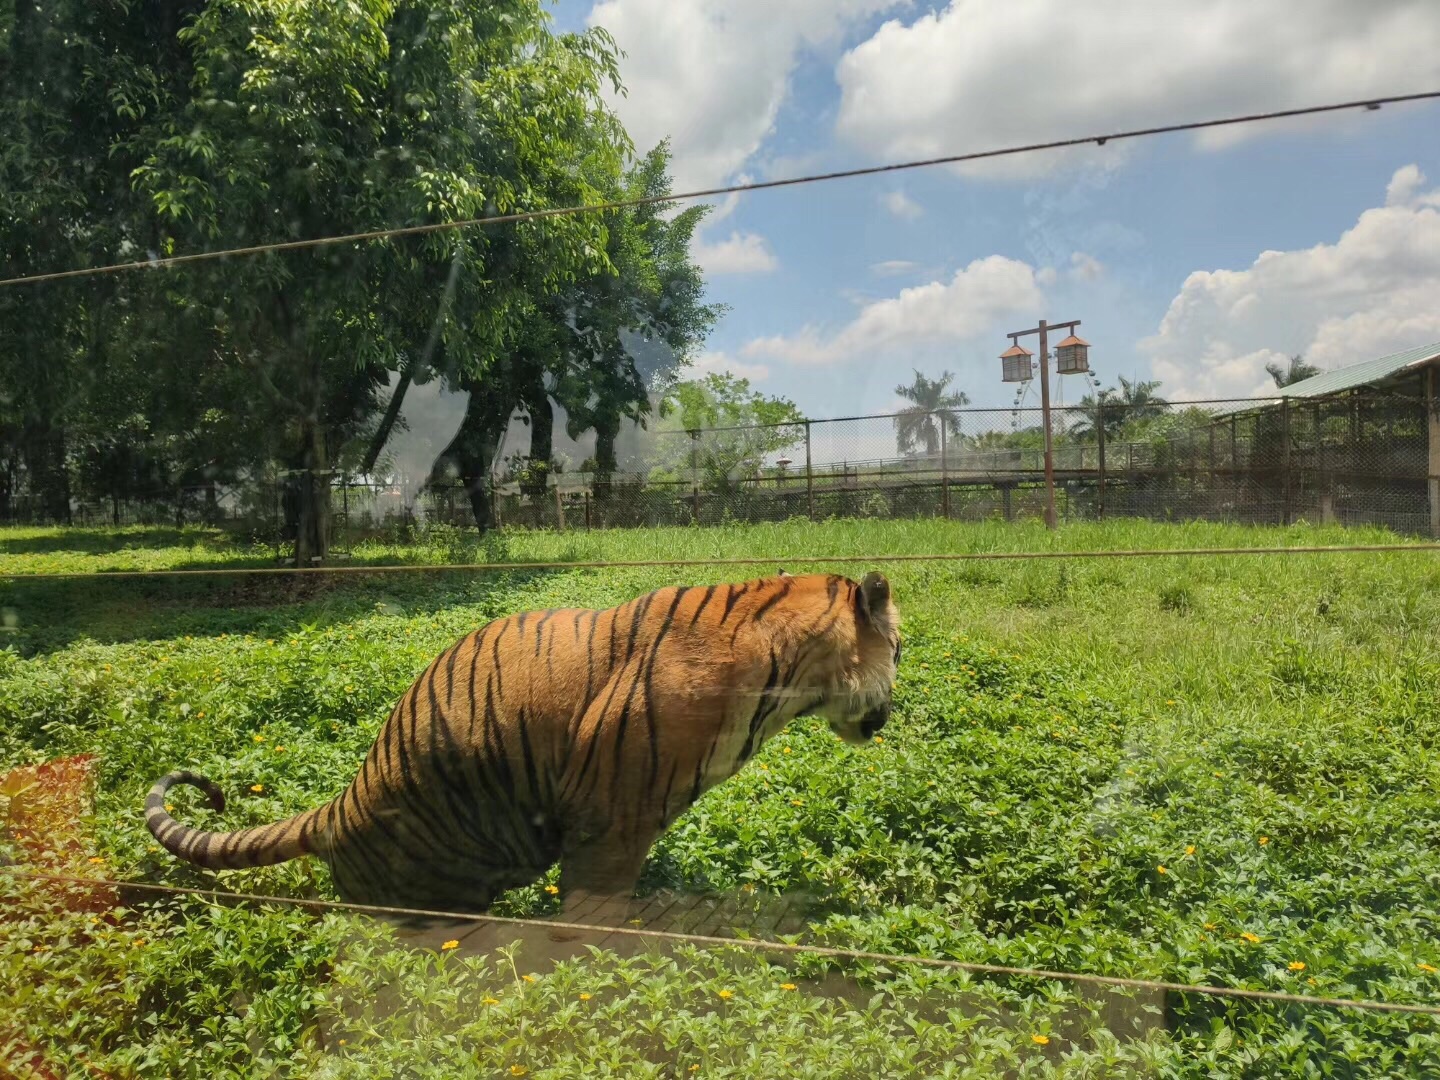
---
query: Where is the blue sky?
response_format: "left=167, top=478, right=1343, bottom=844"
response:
left=542, top=0, right=1440, bottom=419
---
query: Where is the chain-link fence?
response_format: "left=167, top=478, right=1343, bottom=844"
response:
left=7, top=391, right=1436, bottom=546
left=416, top=391, right=1437, bottom=539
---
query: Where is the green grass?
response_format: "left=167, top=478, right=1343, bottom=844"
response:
left=3, top=518, right=1440, bottom=1077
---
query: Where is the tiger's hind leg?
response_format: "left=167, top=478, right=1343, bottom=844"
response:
left=550, top=831, right=655, bottom=943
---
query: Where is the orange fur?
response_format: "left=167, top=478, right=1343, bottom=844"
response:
left=145, top=571, right=901, bottom=914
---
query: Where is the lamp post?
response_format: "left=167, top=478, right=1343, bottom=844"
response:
left=1000, top=319, right=1090, bottom=530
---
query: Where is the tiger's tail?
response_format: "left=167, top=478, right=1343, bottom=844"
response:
left=144, top=770, right=330, bottom=870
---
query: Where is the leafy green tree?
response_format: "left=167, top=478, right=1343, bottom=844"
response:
left=1073, top=376, right=1169, bottom=442
left=0, top=0, right=199, bottom=522
left=129, top=0, right=630, bottom=558
left=652, top=373, right=804, bottom=497
left=1266, top=353, right=1320, bottom=388
left=433, top=140, right=721, bottom=527
left=893, top=370, right=969, bottom=456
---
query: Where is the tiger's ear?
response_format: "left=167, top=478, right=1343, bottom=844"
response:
left=777, top=567, right=791, bottom=577
left=854, top=571, right=891, bottom=623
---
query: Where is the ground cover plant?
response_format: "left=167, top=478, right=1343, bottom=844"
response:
left=2, top=518, right=1440, bottom=1077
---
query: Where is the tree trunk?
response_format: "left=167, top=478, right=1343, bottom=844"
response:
left=592, top=415, right=619, bottom=503
left=21, top=421, right=71, bottom=525
left=520, top=392, right=554, bottom=500
left=362, top=368, right=412, bottom=476
left=432, top=384, right=514, bottom=533
left=289, top=423, right=331, bottom=564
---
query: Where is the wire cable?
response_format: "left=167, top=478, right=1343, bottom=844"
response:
left=4, top=868, right=1437, bottom=1018
left=2, top=90, right=1437, bottom=289
left=1, top=543, right=1436, bottom=581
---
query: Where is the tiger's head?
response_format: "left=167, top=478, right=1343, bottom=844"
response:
left=812, top=570, right=901, bottom=746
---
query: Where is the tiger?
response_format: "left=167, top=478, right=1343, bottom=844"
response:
left=143, top=570, right=902, bottom=921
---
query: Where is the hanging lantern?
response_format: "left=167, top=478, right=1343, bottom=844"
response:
left=1000, top=343, right=1034, bottom=383
left=1054, top=334, right=1090, bottom=375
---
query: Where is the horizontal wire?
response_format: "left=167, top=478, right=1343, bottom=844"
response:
left=2, top=90, right=1437, bottom=289
left=4, top=868, right=1437, bottom=1018
left=1, top=543, right=1436, bottom=581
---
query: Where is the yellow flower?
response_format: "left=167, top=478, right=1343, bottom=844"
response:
left=509, top=1067, right=527, bottom=1077
left=275, top=745, right=286, bottom=753
left=250, top=784, right=265, bottom=793
left=1419, top=963, right=1438, bottom=974
left=1204, top=922, right=1218, bottom=931
left=780, top=982, right=797, bottom=991
left=782, top=747, right=792, bottom=754
left=164, top=803, right=174, bottom=812
left=337, top=1039, right=347, bottom=1046
left=253, top=734, right=265, bottom=743
left=759, top=764, right=769, bottom=772
left=345, top=685, right=354, bottom=693
left=717, top=989, right=734, bottom=1000
left=1212, top=772, right=1222, bottom=779
left=1259, top=836, right=1269, bottom=846
left=1156, top=865, right=1168, bottom=875
left=1165, top=699, right=1175, bottom=705
left=1031, top=1034, right=1050, bottom=1045
left=873, top=735, right=884, bottom=744
left=1288, top=961, right=1306, bottom=971
left=1241, top=932, right=1261, bottom=944
left=482, top=996, right=500, bottom=1005
left=197, top=711, right=206, bottom=719
left=545, top=885, right=560, bottom=895
left=741, top=883, right=755, bottom=893
left=1185, top=845, right=1196, bottom=857
left=790, top=799, right=804, bottom=807
left=521, top=975, right=535, bottom=983
left=88, top=856, right=104, bottom=865
left=440, top=939, right=460, bottom=951
left=578, top=993, right=593, bottom=1001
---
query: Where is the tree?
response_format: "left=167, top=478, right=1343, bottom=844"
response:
left=0, top=0, right=200, bottom=523
left=1266, top=354, right=1320, bottom=388
left=1073, top=376, right=1169, bottom=442
left=893, top=370, right=969, bottom=456
left=433, top=139, right=722, bottom=527
left=129, top=0, right=631, bottom=559
left=652, top=373, right=804, bottom=497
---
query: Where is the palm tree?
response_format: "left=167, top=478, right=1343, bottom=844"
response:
left=1073, top=376, right=1168, bottom=441
left=1265, top=353, right=1320, bottom=388
left=894, top=370, right=969, bottom=456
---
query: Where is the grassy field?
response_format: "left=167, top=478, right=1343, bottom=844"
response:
left=2, top=518, right=1440, bottom=1077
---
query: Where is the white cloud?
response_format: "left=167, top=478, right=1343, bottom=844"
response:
left=871, top=259, right=919, bottom=277
left=588, top=0, right=905, bottom=192
left=835, top=1, right=1440, bottom=179
left=1069, top=252, right=1104, bottom=282
left=743, top=254, right=1042, bottom=366
left=693, top=230, right=779, bottom=274
left=688, top=349, right=771, bottom=383
left=1141, top=165, right=1440, bottom=400
left=879, top=189, right=924, bottom=220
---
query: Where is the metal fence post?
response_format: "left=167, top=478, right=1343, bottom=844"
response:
left=939, top=412, right=950, bottom=519
left=1096, top=416, right=1107, bottom=519
left=1427, top=364, right=1440, bottom=538
left=1281, top=397, right=1293, bottom=525
left=804, top=421, right=814, bottom=521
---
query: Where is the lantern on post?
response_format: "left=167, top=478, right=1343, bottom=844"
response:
left=1000, top=343, right=1034, bottom=383
left=1054, top=334, right=1090, bottom=375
